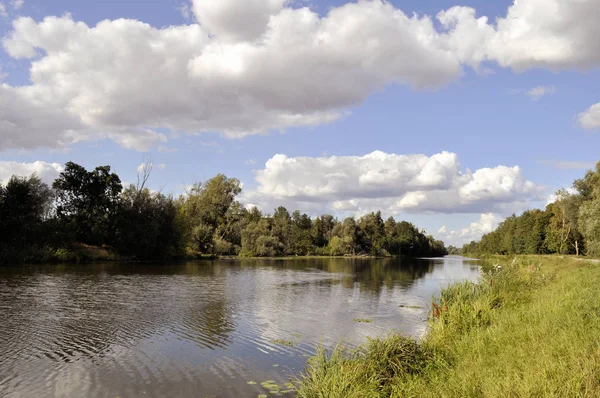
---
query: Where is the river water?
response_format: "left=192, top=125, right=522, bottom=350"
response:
left=0, top=256, right=479, bottom=398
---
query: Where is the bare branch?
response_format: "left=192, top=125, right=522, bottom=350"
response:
left=137, top=155, right=153, bottom=191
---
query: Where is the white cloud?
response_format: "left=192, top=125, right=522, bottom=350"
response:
left=191, top=0, right=286, bottom=42
left=526, top=85, right=556, bottom=101
left=539, top=160, right=596, bottom=170
left=0, top=161, right=63, bottom=185
left=11, top=0, right=23, bottom=10
left=1, top=0, right=599, bottom=152
left=437, top=213, right=503, bottom=246
left=245, top=159, right=257, bottom=165
left=242, top=151, right=543, bottom=215
left=439, top=0, right=600, bottom=71
left=0, top=2, right=7, bottom=17
left=579, top=103, right=600, bottom=129
left=0, top=2, right=462, bottom=151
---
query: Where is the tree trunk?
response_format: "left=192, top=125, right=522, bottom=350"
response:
left=576, top=240, right=579, bottom=256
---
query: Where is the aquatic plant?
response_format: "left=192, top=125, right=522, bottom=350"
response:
left=272, top=339, right=295, bottom=347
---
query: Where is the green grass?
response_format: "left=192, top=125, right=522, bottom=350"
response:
left=354, top=318, right=373, bottom=323
left=296, top=256, right=600, bottom=397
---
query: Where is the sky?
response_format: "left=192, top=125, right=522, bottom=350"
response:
left=0, top=0, right=599, bottom=247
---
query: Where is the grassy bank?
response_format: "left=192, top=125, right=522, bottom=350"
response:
left=295, top=256, right=600, bottom=397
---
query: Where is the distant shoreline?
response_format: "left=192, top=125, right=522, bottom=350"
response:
left=1, top=248, right=451, bottom=267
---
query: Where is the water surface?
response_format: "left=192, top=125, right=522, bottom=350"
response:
left=0, top=256, right=479, bottom=397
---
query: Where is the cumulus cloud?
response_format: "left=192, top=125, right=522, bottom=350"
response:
left=579, top=103, right=600, bottom=129
left=0, top=0, right=599, bottom=152
left=242, top=151, right=543, bottom=215
left=0, top=2, right=7, bottom=17
left=191, top=0, right=286, bottom=42
left=0, top=3, right=461, bottom=151
left=526, top=86, right=556, bottom=101
left=11, top=0, right=23, bottom=10
left=0, top=161, right=63, bottom=185
left=439, top=0, right=600, bottom=71
left=437, top=213, right=503, bottom=246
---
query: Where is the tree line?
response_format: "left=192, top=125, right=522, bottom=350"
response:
left=463, top=161, right=600, bottom=257
left=0, top=161, right=447, bottom=264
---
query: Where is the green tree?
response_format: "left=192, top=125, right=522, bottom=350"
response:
left=272, top=206, right=293, bottom=253
left=0, top=175, right=54, bottom=260
left=579, top=199, right=600, bottom=257
left=356, top=212, right=386, bottom=255
left=240, top=218, right=281, bottom=257
left=183, top=174, right=242, bottom=254
left=53, top=162, right=122, bottom=246
left=115, top=185, right=185, bottom=260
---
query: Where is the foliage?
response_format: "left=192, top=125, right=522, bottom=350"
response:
left=579, top=199, right=600, bottom=257
left=53, top=162, right=123, bottom=246
left=464, top=161, right=600, bottom=257
left=0, top=175, right=55, bottom=263
left=114, top=185, right=185, bottom=260
left=0, top=162, right=447, bottom=264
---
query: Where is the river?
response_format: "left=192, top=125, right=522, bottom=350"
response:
left=0, top=256, right=479, bottom=397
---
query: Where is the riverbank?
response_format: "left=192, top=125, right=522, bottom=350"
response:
left=295, top=255, right=600, bottom=397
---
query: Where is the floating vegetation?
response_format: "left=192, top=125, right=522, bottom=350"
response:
left=284, top=382, right=294, bottom=389
left=281, top=389, right=295, bottom=394
left=272, top=339, right=295, bottom=346
left=353, top=318, right=372, bottom=323
left=258, top=395, right=268, bottom=398
left=247, top=381, right=257, bottom=385
left=261, top=380, right=280, bottom=391
left=399, top=305, right=424, bottom=309
left=290, top=332, right=303, bottom=338
left=272, top=364, right=280, bottom=367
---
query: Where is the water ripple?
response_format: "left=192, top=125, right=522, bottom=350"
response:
left=0, top=257, right=479, bottom=397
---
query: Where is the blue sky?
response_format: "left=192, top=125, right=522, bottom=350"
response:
left=0, top=0, right=599, bottom=246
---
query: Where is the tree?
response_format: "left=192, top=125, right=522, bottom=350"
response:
left=579, top=199, right=600, bottom=257
left=272, top=206, right=293, bottom=253
left=291, top=210, right=313, bottom=255
left=357, top=211, right=386, bottom=255
left=53, top=162, right=122, bottom=245
left=338, top=217, right=358, bottom=255
left=240, top=218, right=281, bottom=257
left=115, top=185, right=184, bottom=260
left=545, top=190, right=583, bottom=255
left=0, top=175, right=54, bottom=259
left=574, top=162, right=600, bottom=201
left=183, top=174, right=242, bottom=254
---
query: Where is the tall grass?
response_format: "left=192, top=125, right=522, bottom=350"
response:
left=296, top=256, right=600, bottom=397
